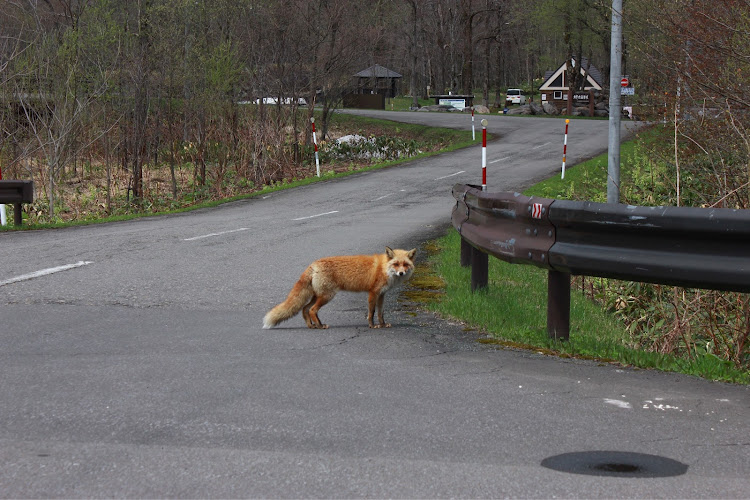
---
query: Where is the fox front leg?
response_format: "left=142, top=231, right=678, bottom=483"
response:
left=367, top=293, right=376, bottom=328
left=368, top=292, right=391, bottom=329
left=376, top=293, right=391, bottom=328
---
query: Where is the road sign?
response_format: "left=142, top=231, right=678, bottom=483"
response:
left=621, top=77, right=629, bottom=87
left=439, top=98, right=466, bottom=109
left=621, top=87, right=634, bottom=96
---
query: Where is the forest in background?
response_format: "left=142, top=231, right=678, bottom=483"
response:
left=1, top=0, right=748, bottom=372
left=1, top=0, right=744, bottom=216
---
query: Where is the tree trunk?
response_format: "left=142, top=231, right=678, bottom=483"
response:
left=460, top=0, right=473, bottom=95
left=410, top=1, right=419, bottom=108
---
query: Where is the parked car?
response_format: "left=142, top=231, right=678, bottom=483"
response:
left=254, top=97, right=308, bottom=105
left=505, top=89, right=527, bottom=105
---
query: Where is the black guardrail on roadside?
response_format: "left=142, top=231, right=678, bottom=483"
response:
left=547, top=198, right=750, bottom=293
left=0, top=180, right=34, bottom=226
left=451, top=184, right=750, bottom=338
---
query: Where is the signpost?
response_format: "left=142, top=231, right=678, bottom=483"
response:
left=438, top=98, right=466, bottom=109
left=621, top=74, right=634, bottom=95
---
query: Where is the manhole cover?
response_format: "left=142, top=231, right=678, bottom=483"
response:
left=541, top=451, right=688, bottom=478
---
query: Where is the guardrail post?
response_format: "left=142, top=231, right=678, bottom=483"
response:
left=0, top=180, right=33, bottom=227
left=460, top=237, right=472, bottom=267
left=13, top=203, right=22, bottom=226
left=471, top=246, right=488, bottom=292
left=547, top=270, right=570, bottom=340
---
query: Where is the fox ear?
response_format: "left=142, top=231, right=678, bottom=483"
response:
left=407, top=248, right=417, bottom=259
left=385, top=246, right=395, bottom=258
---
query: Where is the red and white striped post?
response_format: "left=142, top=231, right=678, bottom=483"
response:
left=311, top=117, right=320, bottom=177
left=481, top=119, right=488, bottom=191
left=0, top=164, right=5, bottom=226
left=561, top=119, right=570, bottom=179
left=471, top=106, right=476, bottom=141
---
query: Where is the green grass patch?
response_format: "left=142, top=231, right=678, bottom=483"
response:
left=385, top=96, right=434, bottom=111
left=523, top=138, right=637, bottom=202
left=420, top=218, right=748, bottom=383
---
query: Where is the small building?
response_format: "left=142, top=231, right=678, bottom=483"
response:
left=352, top=64, right=402, bottom=98
left=539, top=58, right=603, bottom=111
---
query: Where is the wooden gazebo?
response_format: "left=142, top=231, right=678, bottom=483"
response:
left=353, top=64, right=402, bottom=98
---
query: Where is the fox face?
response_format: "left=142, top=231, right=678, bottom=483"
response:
left=385, top=247, right=416, bottom=280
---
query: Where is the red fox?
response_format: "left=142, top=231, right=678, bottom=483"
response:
left=263, top=246, right=417, bottom=330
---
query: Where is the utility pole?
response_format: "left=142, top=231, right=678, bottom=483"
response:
left=607, top=0, right=623, bottom=204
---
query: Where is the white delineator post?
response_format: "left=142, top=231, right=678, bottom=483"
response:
left=311, top=117, right=320, bottom=177
left=0, top=166, right=5, bottom=226
left=561, top=119, right=570, bottom=179
left=481, top=119, right=488, bottom=191
left=471, top=107, right=476, bottom=141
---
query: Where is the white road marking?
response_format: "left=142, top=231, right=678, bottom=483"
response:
left=643, top=400, right=682, bottom=411
left=372, top=194, right=393, bottom=201
left=434, top=170, right=466, bottom=180
left=532, top=141, right=552, bottom=149
left=184, top=228, right=249, bottom=241
left=604, top=398, right=632, bottom=409
left=489, top=156, right=511, bottom=164
left=0, top=261, right=93, bottom=287
left=292, top=210, right=339, bottom=221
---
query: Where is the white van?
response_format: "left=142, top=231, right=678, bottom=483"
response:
left=505, top=89, right=527, bottom=105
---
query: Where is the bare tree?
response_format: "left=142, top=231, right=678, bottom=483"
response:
left=11, top=0, right=119, bottom=216
left=0, top=4, right=29, bottom=179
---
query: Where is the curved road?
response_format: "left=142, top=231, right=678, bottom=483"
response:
left=1, top=112, right=748, bottom=498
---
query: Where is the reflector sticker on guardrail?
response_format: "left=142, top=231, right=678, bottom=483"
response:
left=532, top=203, right=543, bottom=219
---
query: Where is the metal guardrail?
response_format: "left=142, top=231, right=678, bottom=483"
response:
left=0, top=180, right=34, bottom=226
left=451, top=184, right=750, bottom=339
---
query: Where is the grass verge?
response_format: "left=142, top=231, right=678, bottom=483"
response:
left=2, top=113, right=479, bottom=231
left=412, top=140, right=750, bottom=384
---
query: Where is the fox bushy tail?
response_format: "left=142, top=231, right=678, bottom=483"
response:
left=263, top=268, right=314, bottom=329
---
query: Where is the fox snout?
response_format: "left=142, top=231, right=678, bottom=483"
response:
left=390, top=262, right=413, bottom=278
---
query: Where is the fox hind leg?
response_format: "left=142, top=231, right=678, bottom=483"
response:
left=308, top=295, right=332, bottom=329
left=302, top=296, right=317, bottom=328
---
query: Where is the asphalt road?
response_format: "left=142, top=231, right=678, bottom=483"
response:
left=1, top=112, right=748, bottom=498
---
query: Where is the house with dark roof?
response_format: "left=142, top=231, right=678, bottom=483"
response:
left=539, top=58, right=603, bottom=111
